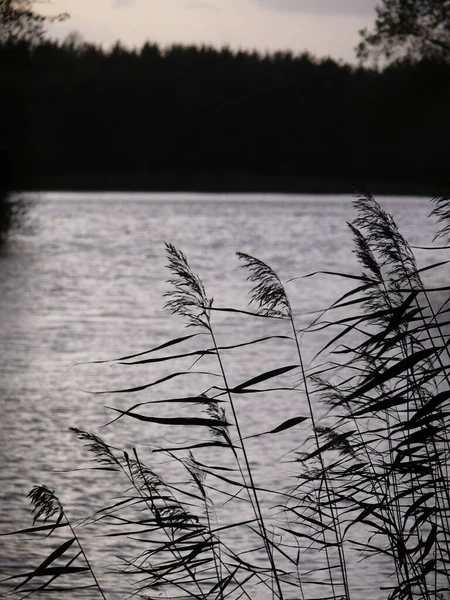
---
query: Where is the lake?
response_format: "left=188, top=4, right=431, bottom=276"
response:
left=0, top=192, right=446, bottom=599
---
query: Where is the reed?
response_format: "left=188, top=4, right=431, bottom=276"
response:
left=1, top=194, right=449, bottom=600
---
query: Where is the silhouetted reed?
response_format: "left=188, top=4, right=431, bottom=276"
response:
left=1, top=194, right=449, bottom=599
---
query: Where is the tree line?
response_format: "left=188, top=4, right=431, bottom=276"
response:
left=1, top=38, right=449, bottom=194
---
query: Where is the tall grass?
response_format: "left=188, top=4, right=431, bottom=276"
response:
left=1, top=194, right=449, bottom=599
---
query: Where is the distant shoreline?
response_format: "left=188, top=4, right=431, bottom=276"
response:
left=12, top=173, right=446, bottom=197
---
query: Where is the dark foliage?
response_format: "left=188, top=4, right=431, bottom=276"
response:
left=0, top=0, right=68, bottom=45
left=1, top=39, right=449, bottom=194
left=0, top=188, right=13, bottom=241
left=357, top=0, right=450, bottom=64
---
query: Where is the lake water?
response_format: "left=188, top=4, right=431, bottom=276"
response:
left=0, top=193, right=447, bottom=599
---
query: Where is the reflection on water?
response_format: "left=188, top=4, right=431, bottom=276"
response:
left=0, top=193, right=445, bottom=598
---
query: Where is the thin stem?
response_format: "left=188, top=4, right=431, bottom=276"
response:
left=209, top=324, right=285, bottom=600
left=290, top=317, right=351, bottom=600
left=64, top=512, right=108, bottom=600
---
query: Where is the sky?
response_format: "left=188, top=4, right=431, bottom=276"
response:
left=40, top=0, right=380, bottom=64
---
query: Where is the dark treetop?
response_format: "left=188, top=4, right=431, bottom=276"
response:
left=2, top=40, right=449, bottom=195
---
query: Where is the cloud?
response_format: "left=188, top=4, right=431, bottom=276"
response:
left=182, top=0, right=222, bottom=11
left=112, top=0, right=135, bottom=8
left=252, top=0, right=378, bottom=17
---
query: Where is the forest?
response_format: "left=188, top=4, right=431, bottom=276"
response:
left=0, top=37, right=448, bottom=195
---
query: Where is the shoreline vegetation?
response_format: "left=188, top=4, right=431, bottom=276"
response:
left=9, top=172, right=447, bottom=197
left=2, top=40, right=449, bottom=201
left=2, top=194, right=449, bottom=599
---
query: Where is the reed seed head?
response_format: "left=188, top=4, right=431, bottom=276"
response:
left=28, top=485, right=64, bottom=524
left=164, top=243, right=212, bottom=328
left=237, top=252, right=291, bottom=318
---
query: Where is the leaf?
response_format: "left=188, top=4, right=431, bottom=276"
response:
left=410, top=390, right=450, bottom=423
left=0, top=522, right=68, bottom=536
left=409, top=508, right=436, bottom=534
left=124, top=395, right=223, bottom=408
left=343, top=504, right=378, bottom=536
left=329, top=282, right=378, bottom=309
left=360, top=291, right=420, bottom=350
left=248, top=416, right=308, bottom=438
left=19, top=550, right=84, bottom=595
left=301, top=270, right=376, bottom=283
left=209, top=306, right=285, bottom=319
left=152, top=441, right=231, bottom=453
left=420, top=524, right=438, bottom=561
left=199, top=467, right=270, bottom=492
left=107, top=407, right=231, bottom=428
left=120, top=335, right=293, bottom=365
left=396, top=425, right=440, bottom=448
left=186, top=459, right=237, bottom=475
left=231, top=364, right=298, bottom=392
left=283, top=507, right=334, bottom=532
left=313, top=317, right=369, bottom=359
left=5, top=566, right=89, bottom=584
left=207, top=570, right=238, bottom=597
left=404, top=492, right=435, bottom=521
left=298, top=430, right=355, bottom=462
left=400, top=412, right=448, bottom=431
left=416, top=259, right=450, bottom=274
left=346, top=347, right=437, bottom=402
left=265, top=415, right=308, bottom=434
left=74, top=333, right=202, bottom=365
left=347, top=538, right=394, bottom=558
left=421, top=559, right=436, bottom=576
left=84, top=370, right=218, bottom=394
left=349, top=391, right=409, bottom=417
left=14, top=538, right=77, bottom=590
left=280, top=526, right=338, bottom=548
left=119, top=349, right=216, bottom=366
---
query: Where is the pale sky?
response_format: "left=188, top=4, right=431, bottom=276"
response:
left=41, top=0, right=380, bottom=63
